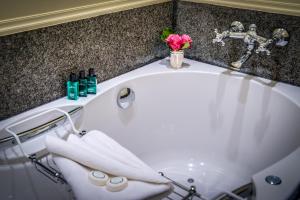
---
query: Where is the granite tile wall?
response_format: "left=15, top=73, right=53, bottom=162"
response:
left=176, top=1, right=300, bottom=86
left=0, top=2, right=173, bottom=120
left=1, top=1, right=300, bottom=120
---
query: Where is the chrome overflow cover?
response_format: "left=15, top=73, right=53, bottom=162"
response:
left=117, top=88, right=135, bottom=109
left=265, top=175, right=282, bottom=185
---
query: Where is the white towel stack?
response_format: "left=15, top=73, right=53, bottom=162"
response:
left=45, top=130, right=171, bottom=200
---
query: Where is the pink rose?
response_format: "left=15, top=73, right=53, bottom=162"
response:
left=165, top=34, right=192, bottom=51
left=169, top=43, right=182, bottom=51
left=181, top=34, right=192, bottom=44
left=166, top=34, right=183, bottom=51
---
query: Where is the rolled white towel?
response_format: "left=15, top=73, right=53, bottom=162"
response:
left=68, top=134, right=141, bottom=169
left=82, top=130, right=153, bottom=170
left=67, top=134, right=167, bottom=183
left=53, top=156, right=171, bottom=200
left=45, top=131, right=168, bottom=184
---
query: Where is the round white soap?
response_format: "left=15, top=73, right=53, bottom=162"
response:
left=106, top=177, right=128, bottom=192
left=88, top=170, right=109, bottom=186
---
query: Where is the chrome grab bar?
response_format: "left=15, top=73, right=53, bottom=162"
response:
left=0, top=107, right=82, bottom=147
left=0, top=107, right=83, bottom=187
left=4, top=107, right=80, bottom=157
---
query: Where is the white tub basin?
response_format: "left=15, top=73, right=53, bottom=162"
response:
left=1, top=58, right=299, bottom=200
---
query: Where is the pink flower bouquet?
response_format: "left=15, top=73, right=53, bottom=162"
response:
left=165, top=34, right=192, bottom=51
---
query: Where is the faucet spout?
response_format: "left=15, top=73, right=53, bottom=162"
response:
left=231, top=51, right=252, bottom=69
left=212, top=22, right=289, bottom=70
left=231, top=43, right=254, bottom=70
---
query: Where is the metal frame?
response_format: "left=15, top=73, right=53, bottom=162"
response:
left=29, top=154, right=68, bottom=184
left=1, top=107, right=82, bottom=186
left=159, top=172, right=206, bottom=200
left=4, top=107, right=80, bottom=157
left=159, top=172, right=249, bottom=200
left=0, top=107, right=82, bottom=146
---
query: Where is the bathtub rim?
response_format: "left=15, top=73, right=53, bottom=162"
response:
left=1, top=57, right=300, bottom=199
left=1, top=57, right=300, bottom=133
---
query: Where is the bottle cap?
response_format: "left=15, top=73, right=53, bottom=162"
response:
left=106, top=177, right=128, bottom=192
left=88, top=170, right=109, bottom=186
left=89, top=68, right=96, bottom=76
left=69, top=73, right=77, bottom=82
left=79, top=70, right=85, bottom=79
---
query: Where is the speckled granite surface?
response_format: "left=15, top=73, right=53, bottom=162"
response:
left=0, top=2, right=172, bottom=120
left=1, top=1, right=300, bottom=120
left=176, top=1, right=300, bottom=86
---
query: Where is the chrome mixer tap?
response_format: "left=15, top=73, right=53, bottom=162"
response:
left=213, top=21, right=289, bottom=70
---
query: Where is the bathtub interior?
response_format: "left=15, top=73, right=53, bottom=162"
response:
left=0, top=61, right=299, bottom=200
left=79, top=72, right=300, bottom=199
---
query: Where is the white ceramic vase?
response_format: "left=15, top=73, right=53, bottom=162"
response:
left=170, top=50, right=184, bottom=69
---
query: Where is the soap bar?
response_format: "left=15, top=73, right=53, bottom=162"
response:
left=88, top=170, right=109, bottom=186
left=106, top=177, right=128, bottom=192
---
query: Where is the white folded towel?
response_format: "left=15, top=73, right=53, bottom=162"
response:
left=53, top=156, right=171, bottom=200
left=81, top=130, right=154, bottom=170
left=45, top=130, right=169, bottom=184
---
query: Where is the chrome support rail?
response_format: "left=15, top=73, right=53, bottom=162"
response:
left=29, top=154, right=68, bottom=184
left=159, top=172, right=251, bottom=200
left=159, top=172, right=207, bottom=200
left=0, top=106, right=83, bottom=146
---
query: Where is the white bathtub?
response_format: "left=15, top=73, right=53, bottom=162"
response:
left=1, top=58, right=300, bottom=200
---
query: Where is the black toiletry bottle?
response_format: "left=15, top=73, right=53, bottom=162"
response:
left=87, top=68, right=97, bottom=94
left=67, top=73, right=79, bottom=100
left=78, top=70, right=88, bottom=97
